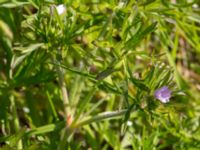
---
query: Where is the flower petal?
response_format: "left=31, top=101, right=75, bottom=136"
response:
left=154, top=86, right=171, bottom=103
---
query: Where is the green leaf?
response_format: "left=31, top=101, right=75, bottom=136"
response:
left=96, top=68, right=118, bottom=80
left=124, top=103, right=135, bottom=123
left=124, top=22, right=157, bottom=50
left=11, top=43, right=44, bottom=69
left=50, top=62, right=96, bottom=81
left=127, top=63, right=150, bottom=91
left=1, top=128, right=26, bottom=149
left=26, top=121, right=65, bottom=136
left=0, top=2, right=31, bottom=8
left=73, top=86, right=97, bottom=123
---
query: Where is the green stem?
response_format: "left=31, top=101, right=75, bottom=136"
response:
left=10, top=95, right=23, bottom=149
left=26, top=109, right=137, bottom=136
left=10, top=95, right=20, bottom=132
left=73, top=109, right=129, bottom=128
left=53, top=51, right=71, bottom=149
left=46, top=91, right=59, bottom=121
left=53, top=57, right=70, bottom=119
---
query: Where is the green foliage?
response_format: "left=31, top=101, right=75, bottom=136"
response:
left=0, top=0, right=200, bottom=149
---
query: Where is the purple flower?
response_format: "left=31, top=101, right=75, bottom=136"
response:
left=154, top=86, right=171, bottom=103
